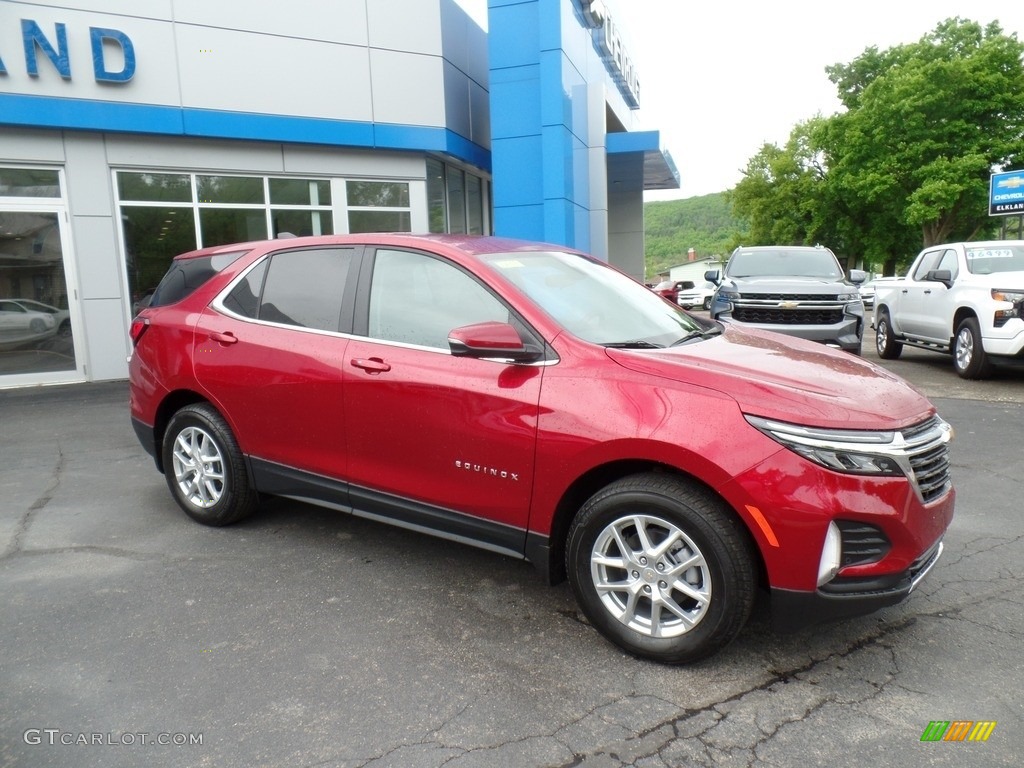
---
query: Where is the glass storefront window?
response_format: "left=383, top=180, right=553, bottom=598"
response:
left=348, top=211, right=412, bottom=233
left=0, top=211, right=77, bottom=375
left=466, top=174, right=483, bottom=235
left=199, top=208, right=268, bottom=247
left=197, top=175, right=265, bottom=205
left=271, top=209, right=333, bottom=238
left=121, top=205, right=198, bottom=313
left=0, top=169, right=61, bottom=198
left=347, top=181, right=409, bottom=208
left=427, top=158, right=447, bottom=234
left=118, top=172, right=192, bottom=203
left=446, top=167, right=466, bottom=234
left=269, top=178, right=331, bottom=206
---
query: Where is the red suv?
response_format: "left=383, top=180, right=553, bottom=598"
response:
left=129, top=234, right=954, bottom=663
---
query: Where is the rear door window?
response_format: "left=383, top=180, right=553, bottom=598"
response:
left=223, top=247, right=357, bottom=332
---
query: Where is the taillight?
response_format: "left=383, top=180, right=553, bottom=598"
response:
left=129, top=317, right=150, bottom=347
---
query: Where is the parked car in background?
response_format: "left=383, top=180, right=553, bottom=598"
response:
left=706, top=245, right=867, bottom=354
left=6, top=299, right=71, bottom=336
left=130, top=234, right=953, bottom=664
left=651, top=279, right=691, bottom=304
left=874, top=240, right=1024, bottom=378
left=0, top=298, right=58, bottom=348
left=677, top=280, right=716, bottom=310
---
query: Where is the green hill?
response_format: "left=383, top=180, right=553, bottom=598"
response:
left=644, top=193, right=743, bottom=277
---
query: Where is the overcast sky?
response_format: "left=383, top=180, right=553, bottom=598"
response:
left=456, top=0, right=1024, bottom=201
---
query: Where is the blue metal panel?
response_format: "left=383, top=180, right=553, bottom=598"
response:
left=493, top=203, right=545, bottom=240
left=488, top=2, right=540, bottom=71
left=606, top=130, right=660, bottom=154
left=489, top=65, right=542, bottom=139
left=491, top=135, right=544, bottom=206
left=0, top=93, right=490, bottom=171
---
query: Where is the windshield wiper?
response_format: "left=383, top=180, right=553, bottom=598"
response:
left=670, top=326, right=722, bottom=346
left=603, top=340, right=664, bottom=349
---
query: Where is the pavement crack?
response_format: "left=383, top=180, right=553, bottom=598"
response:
left=3, top=445, right=64, bottom=559
left=550, top=617, right=917, bottom=768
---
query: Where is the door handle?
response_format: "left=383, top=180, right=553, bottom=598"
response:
left=210, top=331, right=238, bottom=345
left=923, top=289, right=932, bottom=294
left=350, top=357, right=391, bottom=374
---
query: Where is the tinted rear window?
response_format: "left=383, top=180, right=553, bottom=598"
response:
left=149, top=251, right=248, bottom=308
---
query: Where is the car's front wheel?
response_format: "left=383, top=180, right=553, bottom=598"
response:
left=702, top=296, right=712, bottom=310
left=875, top=311, right=903, bottom=359
left=566, top=473, right=756, bottom=664
left=162, top=403, right=257, bottom=526
left=953, top=317, right=993, bottom=379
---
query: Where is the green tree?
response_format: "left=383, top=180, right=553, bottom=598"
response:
left=729, top=118, right=830, bottom=248
left=824, top=19, right=1024, bottom=255
left=728, top=18, right=1024, bottom=274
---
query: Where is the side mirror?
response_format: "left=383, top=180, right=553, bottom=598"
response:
left=849, top=269, right=868, bottom=284
left=704, top=269, right=721, bottom=285
left=448, top=321, right=542, bottom=363
left=925, top=269, right=953, bottom=289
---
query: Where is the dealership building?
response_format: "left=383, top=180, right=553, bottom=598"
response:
left=0, top=0, right=677, bottom=388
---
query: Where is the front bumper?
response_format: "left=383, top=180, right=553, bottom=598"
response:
left=772, top=539, right=943, bottom=632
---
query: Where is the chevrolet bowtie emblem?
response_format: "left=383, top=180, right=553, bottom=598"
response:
left=778, top=300, right=800, bottom=309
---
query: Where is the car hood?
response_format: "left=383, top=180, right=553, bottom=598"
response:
left=724, top=276, right=852, bottom=293
left=606, top=325, right=933, bottom=430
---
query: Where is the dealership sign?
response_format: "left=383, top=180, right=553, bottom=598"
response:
left=580, top=0, right=640, bottom=109
left=0, top=19, right=136, bottom=83
left=990, top=170, right=1024, bottom=216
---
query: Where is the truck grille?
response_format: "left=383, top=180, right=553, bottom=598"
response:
left=900, top=416, right=953, bottom=504
left=733, top=307, right=845, bottom=325
left=730, top=294, right=850, bottom=326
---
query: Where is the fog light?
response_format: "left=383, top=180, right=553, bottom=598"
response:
left=817, top=521, right=842, bottom=587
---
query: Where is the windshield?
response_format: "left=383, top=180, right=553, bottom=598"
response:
left=965, top=245, right=1024, bottom=275
left=484, top=251, right=702, bottom=347
left=726, top=248, right=843, bottom=279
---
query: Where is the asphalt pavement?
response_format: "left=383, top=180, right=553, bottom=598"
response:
left=1, top=349, right=1021, bottom=767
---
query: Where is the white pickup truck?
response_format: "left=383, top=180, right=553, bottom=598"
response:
left=873, top=240, right=1024, bottom=378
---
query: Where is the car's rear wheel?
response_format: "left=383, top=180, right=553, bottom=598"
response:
left=162, top=404, right=257, bottom=526
left=702, top=297, right=712, bottom=310
left=875, top=311, right=903, bottom=359
left=953, top=317, right=993, bottom=379
left=566, top=473, right=756, bottom=664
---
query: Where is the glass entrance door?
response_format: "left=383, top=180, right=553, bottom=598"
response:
left=0, top=209, right=81, bottom=381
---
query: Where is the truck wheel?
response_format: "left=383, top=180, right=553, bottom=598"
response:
left=953, top=317, right=993, bottom=379
left=566, top=473, right=756, bottom=664
left=875, top=311, right=903, bottom=359
left=702, top=297, right=712, bottom=310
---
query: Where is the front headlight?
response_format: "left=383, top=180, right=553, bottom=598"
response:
left=717, top=289, right=740, bottom=302
left=837, top=292, right=861, bottom=302
left=745, top=415, right=903, bottom=476
left=992, top=289, right=1024, bottom=325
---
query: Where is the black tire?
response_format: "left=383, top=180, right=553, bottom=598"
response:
left=566, top=473, right=756, bottom=664
left=953, top=317, right=993, bottom=380
left=874, top=310, right=903, bottom=359
left=162, top=403, right=257, bottom=526
left=58, top=320, right=72, bottom=337
left=702, top=296, right=712, bottom=311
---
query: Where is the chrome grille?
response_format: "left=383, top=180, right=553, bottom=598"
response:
left=898, top=416, right=953, bottom=504
left=730, top=294, right=852, bottom=326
